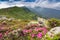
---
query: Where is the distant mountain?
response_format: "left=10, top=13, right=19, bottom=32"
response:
left=0, top=6, right=38, bottom=20
left=28, top=6, right=60, bottom=19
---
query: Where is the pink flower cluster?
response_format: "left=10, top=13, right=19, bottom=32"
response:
left=37, top=32, right=42, bottom=38
left=34, top=27, right=48, bottom=35
left=23, top=29, right=32, bottom=34
left=0, top=33, right=3, bottom=38
left=0, top=23, right=48, bottom=39
left=23, top=27, right=48, bottom=38
left=30, top=34, right=35, bottom=38
left=30, top=32, right=42, bottom=38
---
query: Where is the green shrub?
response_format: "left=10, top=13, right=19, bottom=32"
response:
left=48, top=18, right=60, bottom=28
left=42, top=33, right=60, bottom=40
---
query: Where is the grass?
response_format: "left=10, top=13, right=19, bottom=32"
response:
left=0, top=6, right=38, bottom=20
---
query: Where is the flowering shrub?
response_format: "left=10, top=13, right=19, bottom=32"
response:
left=48, top=18, right=60, bottom=28
left=0, top=23, right=48, bottom=40
left=0, top=33, right=3, bottom=39
left=0, top=17, right=60, bottom=40
left=22, top=24, right=48, bottom=40
left=23, top=27, right=48, bottom=38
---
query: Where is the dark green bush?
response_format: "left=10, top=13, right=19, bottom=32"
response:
left=48, top=18, right=60, bottom=28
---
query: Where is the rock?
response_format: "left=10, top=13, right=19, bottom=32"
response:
left=8, top=18, right=15, bottom=21
left=47, top=27, right=60, bottom=37
left=38, top=17, right=49, bottom=28
left=2, top=17, right=7, bottom=20
left=0, top=16, right=7, bottom=20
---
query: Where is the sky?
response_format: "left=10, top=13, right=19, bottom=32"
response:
left=0, top=0, right=60, bottom=10
left=0, top=0, right=35, bottom=2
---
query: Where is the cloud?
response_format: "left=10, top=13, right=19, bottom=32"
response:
left=0, top=0, right=60, bottom=10
left=26, top=0, right=60, bottom=10
left=0, top=2, right=14, bottom=9
left=0, top=2, right=24, bottom=9
left=35, top=0, right=60, bottom=10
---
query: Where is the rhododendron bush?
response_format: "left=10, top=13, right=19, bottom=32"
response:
left=22, top=24, right=48, bottom=40
left=0, top=17, right=60, bottom=40
left=0, top=22, right=48, bottom=40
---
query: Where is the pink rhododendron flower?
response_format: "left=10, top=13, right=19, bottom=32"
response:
left=42, top=27, right=47, bottom=30
left=23, top=29, right=28, bottom=33
left=28, top=29, right=32, bottom=33
left=34, top=27, right=43, bottom=31
left=0, top=33, right=3, bottom=38
left=43, top=29, right=48, bottom=35
left=34, top=27, right=39, bottom=31
left=0, top=27, right=4, bottom=30
left=42, top=27, right=48, bottom=35
left=5, top=31, right=9, bottom=35
left=30, top=34, right=35, bottom=38
left=34, top=27, right=40, bottom=31
left=37, top=32, right=42, bottom=38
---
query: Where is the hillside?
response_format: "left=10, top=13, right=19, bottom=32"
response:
left=28, top=6, right=60, bottom=19
left=0, top=6, right=38, bottom=20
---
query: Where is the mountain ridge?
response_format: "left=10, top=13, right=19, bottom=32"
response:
left=28, top=6, right=60, bottom=19
left=0, top=6, right=38, bottom=20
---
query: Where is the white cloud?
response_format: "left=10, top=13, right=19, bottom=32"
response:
left=0, top=2, right=24, bottom=9
left=36, top=0, right=60, bottom=10
left=29, top=0, right=60, bottom=10
left=0, top=2, right=14, bottom=9
left=0, top=0, right=60, bottom=10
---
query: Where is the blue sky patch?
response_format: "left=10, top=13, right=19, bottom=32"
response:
left=24, top=0, right=35, bottom=2
left=0, top=0, right=9, bottom=1
left=0, top=0, right=36, bottom=2
left=49, top=0, right=60, bottom=2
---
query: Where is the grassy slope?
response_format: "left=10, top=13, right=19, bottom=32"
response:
left=0, top=6, right=38, bottom=20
